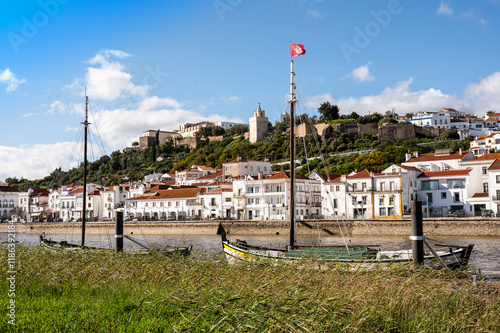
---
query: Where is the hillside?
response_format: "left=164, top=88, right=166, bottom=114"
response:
left=5, top=119, right=473, bottom=191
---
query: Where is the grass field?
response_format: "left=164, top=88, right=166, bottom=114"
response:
left=1, top=245, right=499, bottom=332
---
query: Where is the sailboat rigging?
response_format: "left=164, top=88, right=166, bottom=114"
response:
left=40, top=94, right=192, bottom=256
left=217, top=44, right=473, bottom=269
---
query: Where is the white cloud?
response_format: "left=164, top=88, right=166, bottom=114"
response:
left=464, top=72, right=500, bottom=111
left=0, top=142, right=78, bottom=181
left=437, top=2, right=454, bottom=15
left=220, top=96, right=241, bottom=104
left=93, top=96, right=242, bottom=150
left=437, top=3, right=487, bottom=29
left=351, top=62, right=375, bottom=83
left=85, top=49, right=148, bottom=101
left=22, top=113, right=37, bottom=118
left=305, top=9, right=325, bottom=20
left=47, top=100, right=65, bottom=114
left=304, top=77, right=465, bottom=115
left=0, top=68, right=26, bottom=92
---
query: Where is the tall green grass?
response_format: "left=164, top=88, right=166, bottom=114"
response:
left=1, top=245, right=499, bottom=332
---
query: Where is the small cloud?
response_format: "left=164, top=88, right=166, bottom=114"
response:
left=311, top=76, right=326, bottom=83
left=0, top=68, right=26, bottom=92
left=437, top=3, right=487, bottom=29
left=46, top=100, right=65, bottom=114
left=305, top=9, right=325, bottom=20
left=437, top=2, right=454, bottom=15
left=23, top=113, right=37, bottom=118
left=220, top=96, right=241, bottom=104
left=351, top=62, right=375, bottom=83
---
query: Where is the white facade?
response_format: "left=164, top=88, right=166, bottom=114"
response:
left=222, top=158, right=272, bottom=179
left=405, top=111, right=451, bottom=129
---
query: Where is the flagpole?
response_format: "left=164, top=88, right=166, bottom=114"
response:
left=289, top=55, right=296, bottom=249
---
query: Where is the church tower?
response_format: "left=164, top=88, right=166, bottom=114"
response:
left=249, top=104, right=268, bottom=143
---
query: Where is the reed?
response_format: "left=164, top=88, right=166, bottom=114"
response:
left=1, top=245, right=498, bottom=332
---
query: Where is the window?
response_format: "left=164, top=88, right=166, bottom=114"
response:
left=254, top=187, right=260, bottom=193
left=336, top=185, right=340, bottom=192
left=247, top=198, right=254, bottom=204
left=482, top=167, right=488, bottom=175
left=225, top=197, right=231, bottom=202
left=421, top=180, right=439, bottom=190
left=255, top=198, right=259, bottom=204
left=447, top=179, right=465, bottom=189
left=379, top=208, right=386, bottom=216
left=426, top=193, right=433, bottom=203
left=388, top=207, right=394, bottom=216
left=211, top=198, right=216, bottom=206
left=496, top=175, right=500, bottom=184
left=257, top=166, right=260, bottom=171
left=247, top=187, right=254, bottom=193
left=352, top=183, right=357, bottom=191
left=351, top=196, right=357, bottom=205
left=333, top=199, right=338, bottom=209
left=380, top=182, right=386, bottom=191
left=454, top=192, right=460, bottom=202
left=389, top=196, right=394, bottom=205
left=9, top=199, right=14, bottom=207
left=362, top=196, right=367, bottom=205
left=379, top=196, right=384, bottom=206
left=483, top=183, right=489, bottom=193
left=441, top=192, right=447, bottom=199
left=389, top=182, right=395, bottom=191
left=362, top=182, right=366, bottom=191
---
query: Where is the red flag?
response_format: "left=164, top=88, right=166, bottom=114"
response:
left=290, top=43, right=306, bottom=57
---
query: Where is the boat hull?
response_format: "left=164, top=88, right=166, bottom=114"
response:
left=222, top=241, right=473, bottom=270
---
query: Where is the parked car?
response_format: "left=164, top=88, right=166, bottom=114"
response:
left=481, top=209, right=495, bottom=217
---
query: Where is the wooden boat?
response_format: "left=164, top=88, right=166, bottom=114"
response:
left=40, top=94, right=192, bottom=257
left=218, top=44, right=473, bottom=270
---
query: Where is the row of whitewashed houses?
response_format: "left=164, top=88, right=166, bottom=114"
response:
left=5, top=148, right=500, bottom=222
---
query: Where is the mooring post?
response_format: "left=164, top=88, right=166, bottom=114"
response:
left=116, top=211, right=124, bottom=252
left=410, top=201, right=424, bottom=266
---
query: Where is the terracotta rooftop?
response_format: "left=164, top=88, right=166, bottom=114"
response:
left=127, top=187, right=202, bottom=201
left=347, top=169, right=372, bottom=179
left=472, top=193, right=489, bottom=198
left=417, top=169, right=472, bottom=178
left=0, top=186, right=22, bottom=193
left=266, top=171, right=309, bottom=180
left=197, top=170, right=223, bottom=180
left=405, top=151, right=469, bottom=163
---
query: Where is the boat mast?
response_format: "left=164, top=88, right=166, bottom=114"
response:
left=81, top=94, right=90, bottom=247
left=288, top=59, right=296, bottom=248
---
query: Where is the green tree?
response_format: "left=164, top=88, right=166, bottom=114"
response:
left=318, top=102, right=340, bottom=122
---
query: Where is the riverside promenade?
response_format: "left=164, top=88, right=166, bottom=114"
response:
left=3, top=218, right=500, bottom=237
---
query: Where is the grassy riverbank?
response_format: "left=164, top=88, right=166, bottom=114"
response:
left=1, top=245, right=499, bottom=332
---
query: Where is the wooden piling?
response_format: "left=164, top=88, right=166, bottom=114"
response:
left=116, top=211, right=123, bottom=252
left=411, top=201, right=424, bottom=265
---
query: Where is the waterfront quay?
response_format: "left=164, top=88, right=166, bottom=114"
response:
left=3, top=217, right=500, bottom=237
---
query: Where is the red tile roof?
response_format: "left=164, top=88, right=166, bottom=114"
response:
left=472, top=193, right=489, bottom=198
left=417, top=169, right=472, bottom=178
left=347, top=169, right=371, bottom=179
left=127, top=188, right=202, bottom=201
left=266, top=171, right=309, bottom=180
left=197, top=170, right=223, bottom=180
left=405, top=151, right=469, bottom=163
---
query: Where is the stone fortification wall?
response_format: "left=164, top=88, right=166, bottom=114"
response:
left=378, top=122, right=416, bottom=141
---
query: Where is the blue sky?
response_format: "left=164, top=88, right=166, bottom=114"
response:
left=2, top=0, right=500, bottom=180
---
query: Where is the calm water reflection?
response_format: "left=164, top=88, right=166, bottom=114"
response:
left=3, top=233, right=499, bottom=275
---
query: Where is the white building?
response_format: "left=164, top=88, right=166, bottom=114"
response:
left=126, top=187, right=203, bottom=220
left=402, top=149, right=474, bottom=171
left=222, top=157, right=272, bottom=180
left=416, top=169, right=474, bottom=217
left=405, top=111, right=451, bottom=129
left=232, top=171, right=321, bottom=220
left=0, top=185, right=22, bottom=221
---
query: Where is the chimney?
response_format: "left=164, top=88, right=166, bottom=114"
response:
left=413, top=151, right=419, bottom=158
left=405, top=153, right=412, bottom=161
left=237, top=156, right=242, bottom=162
left=459, top=148, right=462, bottom=155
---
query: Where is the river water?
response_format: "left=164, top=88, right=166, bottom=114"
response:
left=2, top=233, right=499, bottom=277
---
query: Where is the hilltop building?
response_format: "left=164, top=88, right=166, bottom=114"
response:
left=249, top=104, right=268, bottom=143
